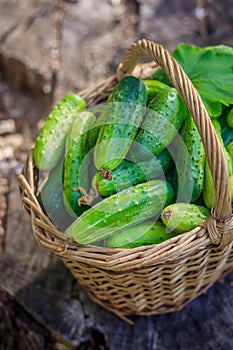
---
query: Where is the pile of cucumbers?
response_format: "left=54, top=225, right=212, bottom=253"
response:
left=34, top=75, right=233, bottom=248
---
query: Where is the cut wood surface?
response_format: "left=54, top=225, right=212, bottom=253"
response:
left=0, top=0, right=233, bottom=349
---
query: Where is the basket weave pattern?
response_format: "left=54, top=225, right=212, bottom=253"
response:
left=18, top=40, right=233, bottom=322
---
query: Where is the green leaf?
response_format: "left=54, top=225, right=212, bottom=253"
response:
left=172, top=43, right=233, bottom=116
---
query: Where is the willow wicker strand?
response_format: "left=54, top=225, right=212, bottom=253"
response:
left=116, top=39, right=233, bottom=246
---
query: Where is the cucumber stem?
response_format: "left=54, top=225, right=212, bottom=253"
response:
left=100, top=168, right=113, bottom=180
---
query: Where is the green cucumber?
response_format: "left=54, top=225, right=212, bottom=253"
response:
left=93, top=148, right=173, bottom=197
left=34, top=94, right=86, bottom=171
left=227, top=108, right=233, bottom=128
left=203, top=120, right=233, bottom=209
left=38, top=158, right=74, bottom=231
left=65, top=111, right=96, bottom=152
left=129, top=87, right=186, bottom=162
left=94, top=76, right=147, bottom=171
left=63, top=112, right=96, bottom=217
left=173, top=113, right=205, bottom=202
left=220, top=108, right=233, bottom=146
left=65, top=179, right=174, bottom=244
left=88, top=124, right=100, bottom=149
left=230, top=175, right=233, bottom=199
left=212, top=119, right=222, bottom=135
left=105, top=221, right=178, bottom=248
left=161, top=203, right=210, bottom=233
left=143, top=79, right=170, bottom=104
left=226, top=141, right=233, bottom=161
left=227, top=141, right=233, bottom=174
left=202, top=163, right=216, bottom=209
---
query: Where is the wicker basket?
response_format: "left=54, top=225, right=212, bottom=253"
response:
left=18, top=39, right=233, bottom=323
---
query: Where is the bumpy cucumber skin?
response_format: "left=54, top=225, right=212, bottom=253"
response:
left=94, top=76, right=147, bottom=171
left=226, top=141, right=233, bottom=162
left=65, top=179, right=174, bottom=244
left=88, top=124, right=100, bottom=149
left=38, top=158, right=74, bottom=231
left=105, top=221, right=178, bottom=248
left=202, top=162, right=215, bottom=209
left=161, top=203, right=210, bottom=233
left=230, top=175, right=233, bottom=199
left=173, top=114, right=205, bottom=202
left=227, top=108, right=233, bottom=128
left=143, top=79, right=169, bottom=104
left=130, top=87, right=186, bottom=162
left=203, top=120, right=233, bottom=209
left=203, top=157, right=232, bottom=210
left=93, top=148, right=173, bottom=197
left=65, top=111, right=96, bottom=152
left=213, top=120, right=233, bottom=174
left=34, top=94, right=86, bottom=171
left=63, top=112, right=96, bottom=217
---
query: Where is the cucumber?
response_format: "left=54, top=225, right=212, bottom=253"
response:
left=38, top=158, right=74, bottom=231
left=34, top=94, right=86, bottom=171
left=173, top=113, right=205, bottom=202
left=65, top=179, right=174, bottom=244
left=161, top=203, right=210, bottom=233
left=105, top=221, right=178, bottom=248
left=202, top=163, right=216, bottom=210
left=203, top=120, right=233, bottom=209
left=226, top=141, right=233, bottom=161
left=88, top=124, right=100, bottom=149
left=227, top=141, right=233, bottom=174
left=227, top=108, right=233, bottom=128
left=94, top=76, right=147, bottom=171
left=230, top=175, right=233, bottom=199
left=63, top=112, right=96, bottom=217
left=129, top=87, right=186, bottom=162
left=93, top=148, right=173, bottom=197
left=212, top=119, right=222, bottom=135
left=65, top=111, right=96, bottom=152
left=143, top=79, right=170, bottom=104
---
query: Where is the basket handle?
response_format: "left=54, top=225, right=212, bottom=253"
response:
left=116, top=39, right=233, bottom=247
